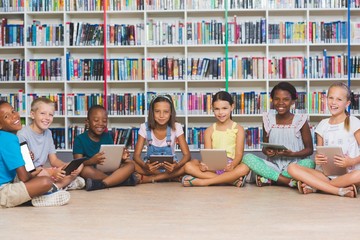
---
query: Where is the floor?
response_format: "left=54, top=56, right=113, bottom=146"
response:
left=1, top=183, right=360, bottom=240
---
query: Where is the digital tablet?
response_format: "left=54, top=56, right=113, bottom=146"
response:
left=149, top=155, right=174, bottom=164
left=200, top=149, right=228, bottom=171
left=97, top=145, right=125, bottom=172
left=316, top=146, right=348, bottom=176
left=20, top=141, right=36, bottom=172
left=261, top=142, right=288, bottom=150
left=64, top=157, right=87, bottom=175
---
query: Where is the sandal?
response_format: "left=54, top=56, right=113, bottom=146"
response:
left=233, top=174, right=248, bottom=188
left=255, top=174, right=272, bottom=187
left=338, top=184, right=358, bottom=198
left=182, top=175, right=196, bottom=187
left=297, top=181, right=317, bottom=194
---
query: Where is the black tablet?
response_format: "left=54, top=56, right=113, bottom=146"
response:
left=149, top=155, right=174, bottom=164
left=64, top=157, right=87, bottom=175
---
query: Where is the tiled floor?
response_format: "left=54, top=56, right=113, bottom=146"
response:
left=1, top=183, right=359, bottom=240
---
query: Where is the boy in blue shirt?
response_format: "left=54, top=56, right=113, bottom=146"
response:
left=0, top=100, right=70, bottom=207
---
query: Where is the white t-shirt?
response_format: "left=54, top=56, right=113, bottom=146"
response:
left=139, top=122, right=184, bottom=154
left=315, top=116, right=360, bottom=171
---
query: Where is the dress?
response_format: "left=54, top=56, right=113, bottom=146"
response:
left=211, top=122, right=238, bottom=174
left=315, top=116, right=360, bottom=172
left=242, top=112, right=315, bottom=181
left=17, top=125, right=56, bottom=167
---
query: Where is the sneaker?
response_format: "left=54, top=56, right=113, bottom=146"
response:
left=31, top=190, right=70, bottom=207
left=119, top=173, right=137, bottom=186
left=86, top=178, right=106, bottom=191
left=67, top=177, right=85, bottom=190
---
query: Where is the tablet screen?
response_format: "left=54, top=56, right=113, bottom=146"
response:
left=20, top=142, right=36, bottom=172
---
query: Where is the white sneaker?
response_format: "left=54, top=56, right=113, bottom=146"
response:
left=31, top=190, right=70, bottom=207
left=66, top=177, right=85, bottom=190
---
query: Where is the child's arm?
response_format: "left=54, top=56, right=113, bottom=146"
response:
left=16, top=166, right=32, bottom=183
left=230, top=124, right=245, bottom=167
left=314, top=134, right=328, bottom=165
left=334, top=129, right=360, bottom=168
left=261, top=123, right=276, bottom=157
left=73, top=152, right=105, bottom=166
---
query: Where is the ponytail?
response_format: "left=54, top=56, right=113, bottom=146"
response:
left=345, top=110, right=350, bottom=132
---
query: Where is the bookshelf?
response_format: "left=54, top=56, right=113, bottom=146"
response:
left=1, top=0, right=360, bottom=152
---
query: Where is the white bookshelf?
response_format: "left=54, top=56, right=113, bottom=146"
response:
left=1, top=0, right=360, bottom=151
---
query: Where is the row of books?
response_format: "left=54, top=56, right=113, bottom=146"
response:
left=269, top=0, right=349, bottom=8
left=146, top=0, right=183, bottom=10
left=107, top=24, right=144, bottom=46
left=146, top=57, right=185, bottom=80
left=50, top=128, right=66, bottom=149
left=7, top=53, right=360, bottom=82
left=2, top=0, right=359, bottom=13
left=108, top=58, right=144, bottom=81
left=268, top=22, right=306, bottom=44
left=66, top=22, right=104, bottom=46
left=147, top=19, right=185, bottom=45
left=187, top=92, right=268, bottom=115
left=66, top=54, right=104, bottom=81
left=27, top=58, right=63, bottom=81
left=0, top=59, right=25, bottom=81
left=309, top=21, right=348, bottom=44
left=186, top=21, right=224, bottom=45
left=227, top=18, right=267, bottom=44
left=308, top=91, right=328, bottom=114
left=106, top=0, right=145, bottom=11
left=66, top=0, right=104, bottom=11
left=107, top=93, right=146, bottom=116
left=27, top=93, right=66, bottom=115
left=0, top=0, right=24, bottom=12
left=0, top=91, right=25, bottom=114
left=27, top=21, right=64, bottom=47
left=268, top=56, right=306, bottom=79
left=0, top=18, right=24, bottom=47
left=28, top=0, right=64, bottom=11
left=308, top=53, right=348, bottom=79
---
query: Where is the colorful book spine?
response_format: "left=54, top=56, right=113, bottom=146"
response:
left=107, top=93, right=145, bottom=116
left=26, top=58, right=62, bottom=81
left=0, top=90, right=25, bottom=114
left=27, top=93, right=65, bottom=115
left=27, top=21, right=64, bottom=46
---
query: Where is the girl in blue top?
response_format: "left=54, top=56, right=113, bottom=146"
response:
left=133, top=95, right=191, bottom=183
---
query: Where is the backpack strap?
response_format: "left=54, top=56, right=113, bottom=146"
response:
left=145, top=122, right=153, bottom=145
left=166, top=125, right=172, bottom=146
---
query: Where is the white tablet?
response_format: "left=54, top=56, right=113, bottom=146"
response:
left=261, top=142, right=288, bottom=150
left=200, top=149, right=228, bottom=171
left=316, top=146, right=347, bottom=176
left=20, top=142, right=36, bottom=172
left=96, top=145, right=125, bottom=172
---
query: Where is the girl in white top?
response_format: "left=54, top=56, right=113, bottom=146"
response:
left=288, top=82, right=360, bottom=198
